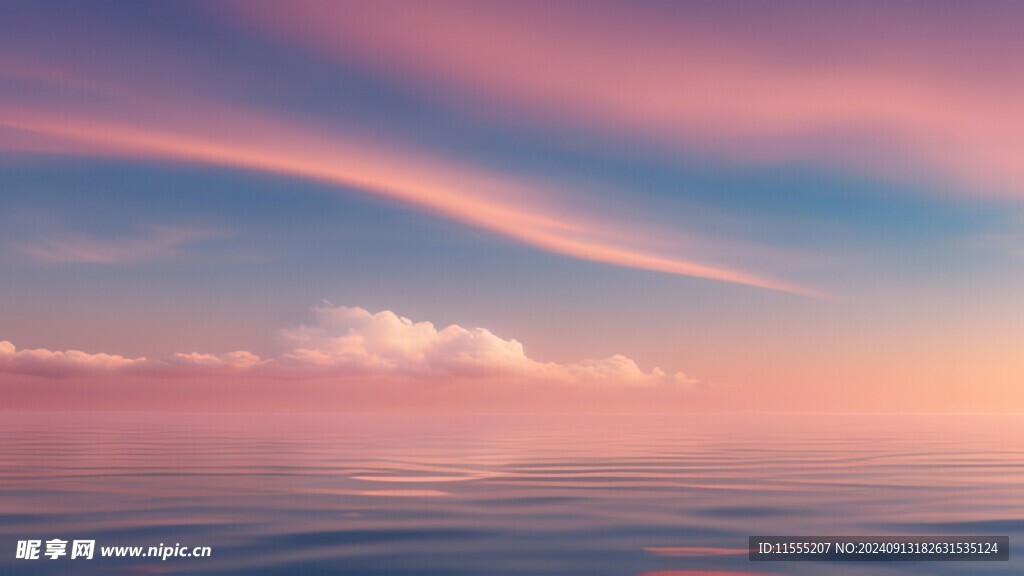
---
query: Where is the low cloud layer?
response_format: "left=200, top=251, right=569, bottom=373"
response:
left=0, top=340, right=145, bottom=378
left=0, top=305, right=693, bottom=388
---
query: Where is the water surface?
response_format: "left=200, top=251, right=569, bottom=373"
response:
left=1, top=413, right=1021, bottom=575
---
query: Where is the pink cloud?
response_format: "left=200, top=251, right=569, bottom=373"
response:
left=18, top=224, right=224, bottom=264
left=0, top=340, right=146, bottom=378
left=224, top=1, right=1024, bottom=197
left=167, top=351, right=265, bottom=371
left=0, top=61, right=815, bottom=295
left=276, top=305, right=694, bottom=386
left=0, top=305, right=692, bottom=388
left=0, top=340, right=262, bottom=379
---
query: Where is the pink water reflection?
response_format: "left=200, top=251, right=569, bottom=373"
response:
left=1, top=413, right=1022, bottom=575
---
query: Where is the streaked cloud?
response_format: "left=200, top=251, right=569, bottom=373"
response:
left=226, top=0, right=1024, bottom=197
left=0, top=95, right=812, bottom=294
left=0, top=304, right=693, bottom=387
left=18, top=224, right=223, bottom=264
left=0, top=26, right=819, bottom=296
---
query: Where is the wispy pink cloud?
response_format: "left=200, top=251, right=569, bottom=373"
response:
left=224, top=0, right=1024, bottom=197
left=18, top=224, right=223, bottom=264
left=0, top=63, right=816, bottom=295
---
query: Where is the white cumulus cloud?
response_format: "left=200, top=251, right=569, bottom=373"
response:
left=1, top=305, right=695, bottom=387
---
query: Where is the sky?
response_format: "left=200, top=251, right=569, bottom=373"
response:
left=1, top=0, right=1023, bottom=412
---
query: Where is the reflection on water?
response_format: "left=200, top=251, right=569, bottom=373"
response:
left=1, top=413, right=1022, bottom=575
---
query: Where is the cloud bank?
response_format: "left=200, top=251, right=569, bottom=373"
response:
left=0, top=305, right=692, bottom=388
